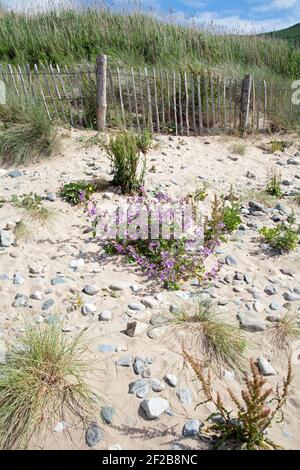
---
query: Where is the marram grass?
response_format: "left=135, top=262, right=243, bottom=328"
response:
left=0, top=323, right=96, bottom=449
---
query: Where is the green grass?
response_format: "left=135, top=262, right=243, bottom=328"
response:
left=269, top=23, right=300, bottom=44
left=0, top=322, right=96, bottom=450
left=168, top=300, right=247, bottom=372
left=0, top=6, right=299, bottom=81
left=0, top=96, right=59, bottom=166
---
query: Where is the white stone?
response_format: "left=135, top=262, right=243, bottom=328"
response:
left=257, top=357, right=276, bottom=376
left=82, top=303, right=97, bottom=315
left=30, top=291, right=43, bottom=301
left=141, top=297, right=159, bottom=309
left=165, top=374, right=178, bottom=387
left=109, top=281, right=130, bottom=291
left=141, top=397, right=169, bottom=419
left=69, top=258, right=84, bottom=269
left=53, top=421, right=68, bottom=433
left=99, top=310, right=112, bottom=321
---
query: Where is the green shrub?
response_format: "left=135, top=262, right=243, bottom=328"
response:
left=265, top=169, right=282, bottom=197
left=0, top=97, right=59, bottom=166
left=230, top=142, right=247, bottom=156
left=59, top=181, right=96, bottom=205
left=260, top=223, right=298, bottom=252
left=223, top=203, right=241, bottom=233
left=0, top=322, right=96, bottom=449
left=270, top=140, right=285, bottom=153
left=103, top=131, right=146, bottom=194
left=135, top=129, right=153, bottom=153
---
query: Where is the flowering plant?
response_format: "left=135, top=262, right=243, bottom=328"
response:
left=86, top=189, right=223, bottom=290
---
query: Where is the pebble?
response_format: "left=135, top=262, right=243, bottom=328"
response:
left=51, top=278, right=66, bottom=286
left=237, top=313, right=267, bottom=332
left=53, top=421, right=68, bottom=433
left=85, top=422, right=102, bottom=447
left=9, top=170, right=22, bottom=178
left=265, top=285, right=277, bottom=295
left=101, top=406, right=115, bottom=424
left=42, top=299, right=54, bottom=311
left=99, top=310, right=112, bottom=321
left=128, top=379, right=149, bottom=398
left=150, top=379, right=165, bottom=392
left=13, top=272, right=25, bottom=285
left=82, top=303, right=97, bottom=315
left=0, top=230, right=14, bottom=247
left=126, top=320, right=148, bottom=337
left=133, top=357, right=145, bottom=375
left=98, top=344, right=115, bottom=353
left=147, top=325, right=167, bottom=339
left=225, top=255, right=237, bottom=266
left=270, top=301, right=281, bottom=311
left=83, top=284, right=99, bottom=296
left=182, top=419, right=201, bottom=437
left=283, top=292, right=300, bottom=302
left=128, top=303, right=145, bottom=312
left=257, top=357, right=276, bottom=376
left=116, top=355, right=132, bottom=367
left=140, top=398, right=170, bottom=419
left=46, top=193, right=56, bottom=202
left=165, top=374, right=178, bottom=387
left=176, top=388, right=193, bottom=405
left=69, top=259, right=84, bottom=270
left=30, top=291, right=43, bottom=300
left=253, top=301, right=264, bottom=313
left=141, top=297, right=159, bottom=309
left=12, top=294, right=28, bottom=308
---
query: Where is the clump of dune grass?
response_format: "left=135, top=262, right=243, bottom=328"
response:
left=13, top=220, right=33, bottom=243
left=0, top=97, right=59, bottom=166
left=169, top=300, right=247, bottom=372
left=0, top=322, right=96, bottom=450
left=11, top=193, right=55, bottom=228
left=267, top=312, right=300, bottom=355
left=230, top=142, right=247, bottom=156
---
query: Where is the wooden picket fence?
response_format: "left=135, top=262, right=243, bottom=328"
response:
left=0, top=56, right=298, bottom=135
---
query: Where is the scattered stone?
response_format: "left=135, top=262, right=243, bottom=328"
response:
left=270, top=301, right=281, bottom=311
left=99, top=310, right=112, bottom=321
left=182, top=419, right=201, bottom=437
left=85, top=422, right=102, bottom=447
left=83, top=284, right=99, bottom=296
left=141, top=297, right=159, bottom=309
left=101, top=406, right=115, bottom=424
left=147, top=325, right=167, bottom=339
left=82, top=303, right=97, bottom=315
left=98, top=344, right=115, bottom=353
left=51, top=278, right=66, bottom=286
left=165, top=374, right=177, bottom=387
left=29, top=265, right=45, bottom=275
left=128, top=379, right=149, bottom=398
left=133, top=357, right=145, bottom=375
left=9, top=170, right=22, bottom=178
left=12, top=293, right=28, bottom=308
left=30, top=291, right=43, bottom=300
left=42, top=299, right=54, bottom=311
left=53, top=421, right=67, bottom=433
left=128, top=303, right=145, bottom=312
left=69, top=259, right=84, bottom=270
left=46, top=192, right=56, bottom=202
left=126, top=320, right=148, bottom=337
left=176, top=388, right=193, bottom=405
left=108, top=444, right=122, bottom=450
left=150, top=379, right=165, bottom=392
left=249, top=201, right=265, bottom=212
left=116, top=355, right=132, bottom=367
left=253, top=301, right=264, bottom=313
left=257, top=357, right=276, bottom=376
left=225, top=255, right=237, bottom=266
left=287, top=158, right=300, bottom=165
left=130, top=284, right=141, bottom=293
left=0, top=230, right=14, bottom=247
left=13, top=272, right=24, bottom=285
left=141, top=398, right=170, bottom=419
left=280, top=268, right=294, bottom=278
left=237, top=313, right=267, bottom=332
left=283, top=292, right=300, bottom=302
left=265, top=285, right=277, bottom=296
left=244, top=273, right=253, bottom=285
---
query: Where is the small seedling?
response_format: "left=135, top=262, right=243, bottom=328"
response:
left=59, top=181, right=96, bottom=205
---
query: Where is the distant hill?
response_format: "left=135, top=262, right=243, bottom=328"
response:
left=269, top=23, right=300, bottom=43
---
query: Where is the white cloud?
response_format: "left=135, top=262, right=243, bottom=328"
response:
left=251, top=0, right=299, bottom=13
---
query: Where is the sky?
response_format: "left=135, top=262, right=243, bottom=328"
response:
left=1, top=0, right=300, bottom=33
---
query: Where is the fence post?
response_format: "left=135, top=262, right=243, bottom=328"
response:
left=240, top=75, right=252, bottom=137
left=96, top=54, right=107, bottom=131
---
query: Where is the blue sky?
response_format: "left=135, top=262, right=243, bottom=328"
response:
left=2, top=0, right=300, bottom=32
